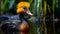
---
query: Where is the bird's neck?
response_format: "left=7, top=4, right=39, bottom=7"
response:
left=19, top=14, right=28, bottom=23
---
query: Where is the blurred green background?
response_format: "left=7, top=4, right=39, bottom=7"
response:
left=0, top=0, right=42, bottom=34
left=0, top=0, right=60, bottom=34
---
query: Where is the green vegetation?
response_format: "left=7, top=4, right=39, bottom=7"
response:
left=0, top=0, right=60, bottom=34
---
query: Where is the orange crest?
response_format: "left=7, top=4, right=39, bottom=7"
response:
left=17, top=8, right=25, bottom=14
left=17, top=2, right=30, bottom=8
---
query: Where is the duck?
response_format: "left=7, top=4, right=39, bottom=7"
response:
left=1, top=1, right=38, bottom=34
left=16, top=1, right=33, bottom=34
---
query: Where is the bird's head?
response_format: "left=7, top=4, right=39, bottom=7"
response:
left=16, top=2, right=33, bottom=16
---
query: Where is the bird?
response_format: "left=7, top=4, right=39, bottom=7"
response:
left=16, top=1, right=33, bottom=34
left=0, top=1, right=38, bottom=34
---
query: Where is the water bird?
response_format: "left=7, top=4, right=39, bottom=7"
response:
left=16, top=1, right=33, bottom=34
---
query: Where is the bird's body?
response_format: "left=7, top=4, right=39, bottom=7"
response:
left=0, top=14, right=30, bottom=34
left=0, top=1, right=36, bottom=34
left=19, top=20, right=30, bottom=32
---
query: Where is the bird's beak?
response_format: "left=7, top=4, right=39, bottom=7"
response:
left=23, top=7, right=33, bottom=16
left=26, top=10, right=33, bottom=16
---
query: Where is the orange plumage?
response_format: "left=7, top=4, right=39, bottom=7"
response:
left=17, top=2, right=30, bottom=9
left=17, top=8, right=25, bottom=14
left=16, top=2, right=30, bottom=34
left=16, top=2, right=30, bottom=14
left=20, top=22, right=29, bottom=32
left=20, top=32, right=29, bottom=34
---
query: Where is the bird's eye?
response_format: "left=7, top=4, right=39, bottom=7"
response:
left=23, top=7, right=28, bottom=11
